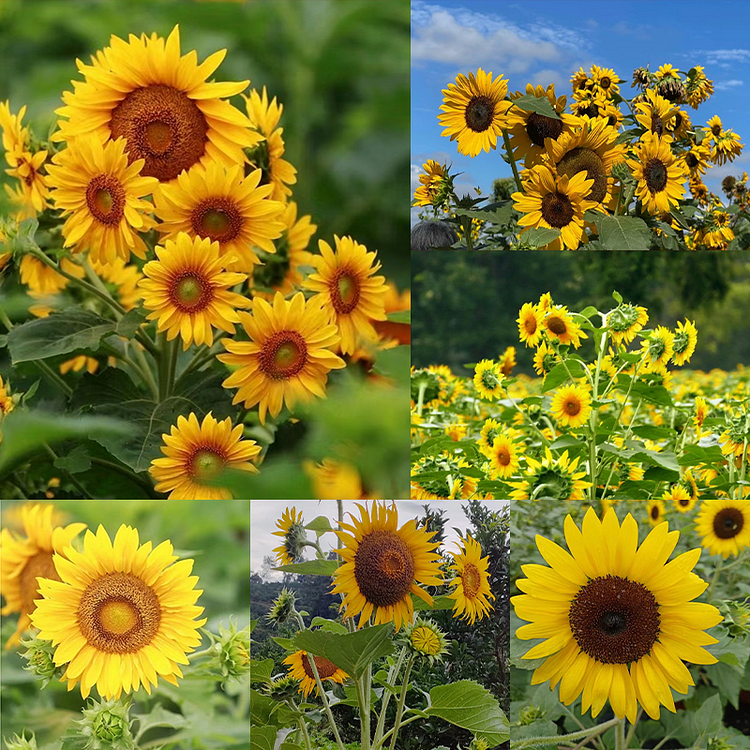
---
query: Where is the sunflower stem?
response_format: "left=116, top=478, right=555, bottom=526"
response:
left=624, top=709, right=642, bottom=748
left=32, top=359, right=74, bottom=398
left=388, top=653, right=416, bottom=750
left=510, top=717, right=621, bottom=750
left=502, top=129, right=522, bottom=193
left=298, top=715, right=312, bottom=750
left=43, top=443, right=92, bottom=499
left=373, top=646, right=407, bottom=745
left=615, top=717, right=626, bottom=750
left=706, top=557, right=725, bottom=601
left=588, top=318, right=609, bottom=509
left=308, top=655, right=347, bottom=750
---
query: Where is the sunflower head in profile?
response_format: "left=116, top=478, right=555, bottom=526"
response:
left=413, top=159, right=453, bottom=208
left=283, top=650, right=349, bottom=697
left=0, top=374, right=14, bottom=417
left=607, top=303, right=649, bottom=345
left=53, top=25, right=259, bottom=182
left=626, top=133, right=687, bottom=215
left=272, top=507, right=307, bottom=566
left=681, top=141, right=711, bottom=178
left=332, top=502, right=443, bottom=632
left=513, top=507, right=723, bottom=722
left=671, top=319, right=698, bottom=366
left=448, top=537, right=494, bottom=624
left=550, top=383, right=593, bottom=429
left=0, top=504, right=86, bottom=649
left=31, top=524, right=207, bottom=700
left=696, top=499, right=750, bottom=558
left=438, top=68, right=512, bottom=157
left=533, top=340, right=559, bottom=377
left=510, top=448, right=590, bottom=502
left=149, top=412, right=261, bottom=500
left=641, top=325, right=675, bottom=369
left=219, top=292, right=346, bottom=424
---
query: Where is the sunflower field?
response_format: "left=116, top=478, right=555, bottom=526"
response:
left=413, top=62, right=749, bottom=251
left=0, top=499, right=251, bottom=750
left=0, top=0, right=410, bottom=500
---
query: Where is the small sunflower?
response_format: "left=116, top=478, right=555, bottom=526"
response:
left=694, top=396, right=709, bottom=436
left=411, top=453, right=477, bottom=500
left=46, top=136, right=158, bottom=265
left=542, top=306, right=587, bottom=349
left=31, top=524, right=207, bottom=700
left=283, top=650, right=349, bottom=697
left=484, top=434, right=522, bottom=480
left=671, top=319, right=697, bottom=366
left=533, top=340, right=558, bottom=376
left=701, top=211, right=734, bottom=250
left=477, top=418, right=501, bottom=453
left=19, top=255, right=84, bottom=298
left=641, top=326, right=675, bottom=369
left=696, top=500, right=750, bottom=558
left=332, top=502, right=443, bottom=632
left=634, top=89, right=676, bottom=138
left=0, top=504, right=86, bottom=649
left=681, top=142, right=711, bottom=178
left=510, top=448, right=590, bottom=502
left=53, top=25, right=259, bottom=182
left=0, top=375, right=13, bottom=417
left=473, top=359, right=504, bottom=401
left=404, top=618, right=449, bottom=663
left=513, top=507, right=723, bottom=722
left=303, top=235, right=388, bottom=356
left=607, top=303, right=649, bottom=345
left=272, top=507, right=307, bottom=566
left=665, top=109, right=692, bottom=140
left=590, top=65, right=624, bottom=98
left=663, top=485, right=695, bottom=513
left=706, top=116, right=744, bottom=165
left=686, top=67, right=714, bottom=109
left=551, top=383, right=593, bottom=429
left=517, top=302, right=544, bottom=348
left=448, top=537, right=494, bottom=624
left=438, top=68, right=512, bottom=157
left=149, top=412, right=261, bottom=499
left=413, top=159, right=451, bottom=207
left=219, top=292, right=346, bottom=424
left=647, top=497, right=667, bottom=526
left=627, top=133, right=687, bottom=215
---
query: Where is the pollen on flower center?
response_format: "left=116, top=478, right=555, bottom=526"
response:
left=354, top=530, right=415, bottom=607
left=85, top=175, right=126, bottom=225
left=330, top=269, right=361, bottom=314
left=171, top=273, right=212, bottom=311
left=19, top=551, right=58, bottom=616
left=557, top=147, right=607, bottom=202
left=191, top=198, right=243, bottom=243
left=145, top=120, right=173, bottom=154
left=462, top=563, right=481, bottom=598
left=541, top=192, right=574, bottom=228
left=258, top=330, right=309, bottom=380
left=465, top=95, right=494, bottom=132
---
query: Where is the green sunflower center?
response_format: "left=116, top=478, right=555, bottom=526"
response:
left=713, top=507, right=744, bottom=539
left=644, top=158, right=668, bottom=193
left=540, top=191, right=575, bottom=228
left=569, top=575, right=661, bottom=664
left=191, top=449, right=226, bottom=481
left=172, top=273, right=212, bottom=312
left=258, top=330, right=309, bottom=380
left=354, top=529, right=415, bottom=607
left=100, top=600, right=139, bottom=635
left=412, top=626, right=441, bottom=655
left=557, top=147, right=608, bottom=203
left=330, top=269, right=361, bottom=315
left=192, top=198, right=243, bottom=243
left=465, top=95, right=495, bottom=133
left=86, top=175, right=126, bottom=225
left=525, top=112, right=564, bottom=148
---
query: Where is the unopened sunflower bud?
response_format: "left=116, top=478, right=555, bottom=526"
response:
left=216, top=621, right=252, bottom=678
left=3, top=732, right=37, bottom=750
left=469, top=739, right=490, bottom=750
left=264, top=675, right=299, bottom=702
left=77, top=699, right=135, bottom=750
left=20, top=633, right=64, bottom=687
left=267, top=588, right=297, bottom=626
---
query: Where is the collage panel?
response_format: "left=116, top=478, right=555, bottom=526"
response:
left=0, top=497, right=251, bottom=748
left=250, top=498, right=509, bottom=749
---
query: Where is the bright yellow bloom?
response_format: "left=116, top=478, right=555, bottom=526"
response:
left=448, top=537, right=494, bottom=624
left=283, top=650, right=348, bottom=697
left=272, top=507, right=306, bottom=565
left=517, top=302, right=544, bottom=347
left=551, top=383, right=592, bottom=429
left=543, top=306, right=587, bottom=348
left=627, top=133, right=687, bottom=215
left=696, top=499, right=750, bottom=558
left=474, top=359, right=504, bottom=400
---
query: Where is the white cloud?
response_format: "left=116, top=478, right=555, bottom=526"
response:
left=700, top=49, right=750, bottom=65
left=714, top=79, right=744, bottom=91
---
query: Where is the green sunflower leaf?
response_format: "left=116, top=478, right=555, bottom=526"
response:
left=541, top=361, right=586, bottom=393
left=511, top=94, right=561, bottom=121
left=519, top=227, right=561, bottom=249
left=596, top=216, right=652, bottom=251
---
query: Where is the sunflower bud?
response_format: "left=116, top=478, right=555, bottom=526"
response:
left=267, top=588, right=297, bottom=627
left=77, top=699, right=135, bottom=750
left=216, top=621, right=253, bottom=678
left=2, top=732, right=37, bottom=750
left=20, top=633, right=65, bottom=687
left=469, top=739, right=490, bottom=750
left=403, top=617, right=449, bottom=664
left=264, top=675, right=299, bottom=702
left=518, top=704, right=546, bottom=725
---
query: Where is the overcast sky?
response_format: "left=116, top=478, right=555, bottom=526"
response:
left=250, top=499, right=508, bottom=578
left=412, top=0, right=750, bottom=223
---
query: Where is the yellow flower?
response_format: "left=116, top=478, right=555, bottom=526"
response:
left=219, top=292, right=346, bottom=423
left=607, top=303, right=648, bottom=345
left=517, top=302, right=544, bottom=348
left=682, top=142, right=711, bottom=178
left=272, top=507, right=306, bottom=565
left=647, top=497, right=667, bottom=526
left=149, top=412, right=261, bottom=499
left=60, top=356, right=99, bottom=375
left=542, top=306, right=587, bottom=348
left=671, top=319, right=697, bottom=366
left=641, top=326, right=674, bottom=369
left=510, top=447, right=590, bottom=502
left=0, top=375, right=13, bottom=417
left=19, top=255, right=84, bottom=298
left=498, top=345, right=517, bottom=377
left=438, top=68, right=512, bottom=157
left=139, top=234, right=250, bottom=350
left=663, top=485, right=695, bottom=513
left=685, top=67, right=714, bottom=109
left=413, top=159, right=450, bottom=207
left=634, top=89, right=677, bottom=137
left=533, top=340, right=558, bottom=376
left=31, top=525, right=207, bottom=699
left=448, top=537, right=494, bottom=624
left=46, top=136, right=158, bottom=265
left=706, top=116, right=744, bottom=165
left=411, top=453, right=477, bottom=500
left=627, top=133, right=687, bottom=215
left=551, top=383, right=592, bottom=429
left=473, top=359, right=504, bottom=400
left=303, top=235, right=388, bottom=355
left=283, top=650, right=348, bottom=697
left=305, top=458, right=371, bottom=500
left=53, top=25, right=259, bottom=182
left=485, top=433, right=522, bottom=480
left=696, top=499, right=750, bottom=558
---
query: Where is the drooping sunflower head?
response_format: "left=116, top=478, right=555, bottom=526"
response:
left=31, top=524, right=207, bottom=700
left=513, top=507, right=723, bottom=722
left=477, top=418, right=502, bottom=453
left=550, top=383, right=593, bottom=429
left=696, top=499, right=750, bottom=558
left=53, top=26, right=259, bottom=182
left=283, top=649, right=349, bottom=697
left=473, top=359, right=504, bottom=401
left=685, top=67, right=714, bottom=109
left=682, top=142, right=711, bottom=178
left=607, top=303, right=649, bottom=345
left=332, top=502, right=443, bottom=632
left=448, top=536, right=494, bottom=624
left=0, top=504, right=87, bottom=649
left=627, top=133, right=688, bottom=215
left=641, top=325, right=674, bottom=369
left=272, top=507, right=307, bottom=566
left=438, top=68, right=512, bottom=157
left=413, top=159, right=453, bottom=208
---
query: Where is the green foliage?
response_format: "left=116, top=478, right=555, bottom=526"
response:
left=595, top=216, right=652, bottom=251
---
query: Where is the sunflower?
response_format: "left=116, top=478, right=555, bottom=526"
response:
left=671, top=319, right=697, bottom=366
left=517, top=302, right=544, bottom=348
left=413, top=160, right=450, bottom=207
left=505, top=84, right=580, bottom=167
left=477, top=418, right=501, bottom=453
left=513, top=165, right=596, bottom=250
left=696, top=499, right=750, bottom=558
left=641, top=326, right=674, bottom=369
left=0, top=374, right=13, bottom=417
left=305, top=458, right=371, bottom=501
left=46, top=135, right=158, bottom=265
left=498, top=346, right=517, bottom=377
left=700, top=210, right=735, bottom=250
left=474, top=359, right=504, bottom=401
left=681, top=142, right=711, bottom=178
left=512, top=508, right=722, bottom=722
left=448, top=537, right=494, bottom=624
left=438, top=68, right=512, bottom=157
left=411, top=453, right=478, bottom=500
left=244, top=86, right=297, bottom=202
left=686, top=67, right=714, bottom=109
left=551, top=383, right=592, bottom=429
left=533, top=340, right=558, bottom=376
left=332, top=502, right=443, bottom=631
left=149, top=412, right=261, bottom=499
left=694, top=397, right=709, bottom=437
left=53, top=25, right=259, bottom=182
left=664, top=485, right=695, bottom=513
left=627, top=133, right=687, bottom=215
left=664, top=109, right=692, bottom=141
left=19, top=256, right=84, bottom=298
left=303, top=235, right=388, bottom=355
left=647, top=497, right=667, bottom=526
left=154, top=162, right=285, bottom=272
left=570, top=94, right=623, bottom=129
left=31, top=524, right=207, bottom=700
left=607, top=303, right=649, bottom=345
left=634, top=89, right=676, bottom=137
left=0, top=505, right=86, bottom=649
left=219, top=292, right=346, bottom=423
left=139, top=234, right=251, bottom=350
left=510, top=448, right=590, bottom=502
left=272, top=507, right=307, bottom=565
left=484, top=434, right=522, bottom=480
left=404, top=618, right=449, bottom=662
left=542, top=306, right=587, bottom=348
left=545, top=117, right=626, bottom=209
left=283, top=650, right=349, bottom=697
left=590, top=65, right=623, bottom=98
left=252, top=201, right=316, bottom=298
left=706, top=116, right=744, bottom=165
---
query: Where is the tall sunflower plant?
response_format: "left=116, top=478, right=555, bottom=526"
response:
left=0, top=25, right=410, bottom=500
left=252, top=501, right=509, bottom=750
left=414, top=64, right=749, bottom=251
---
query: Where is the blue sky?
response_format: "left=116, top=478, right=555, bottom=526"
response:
left=412, top=0, right=750, bottom=220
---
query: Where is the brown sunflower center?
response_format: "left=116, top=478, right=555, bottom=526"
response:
left=712, top=123, right=722, bottom=136
left=462, top=562, right=481, bottom=599
left=541, top=191, right=575, bottom=228
left=565, top=397, right=582, bottom=416
left=644, top=158, right=668, bottom=193
left=354, top=529, right=415, bottom=608
left=258, top=330, right=309, bottom=380
left=301, top=653, right=338, bottom=680
left=190, top=448, right=227, bottom=481
left=600, top=77, right=611, bottom=89
left=19, top=551, right=58, bottom=616
left=679, top=497, right=690, bottom=507
left=465, top=95, right=495, bottom=133
left=524, top=315, right=538, bottom=334
left=557, top=147, right=608, bottom=203
left=85, top=175, right=126, bottom=225
left=496, top=446, right=511, bottom=466
left=191, top=198, right=243, bottom=243
left=651, top=505, right=660, bottom=520
left=328, top=269, right=361, bottom=315
left=171, top=272, right=213, bottom=312
left=686, top=153, right=699, bottom=168
left=110, top=84, right=208, bottom=181
left=650, top=111, right=664, bottom=136
left=77, top=572, right=161, bottom=653
left=713, top=507, right=744, bottom=539
left=526, top=112, right=564, bottom=148
left=569, top=575, right=660, bottom=664
left=672, top=113, right=683, bottom=130
left=546, top=315, right=568, bottom=335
